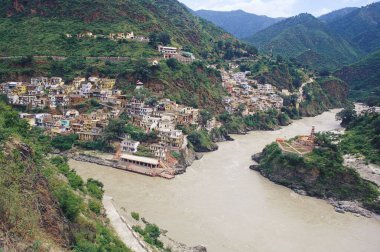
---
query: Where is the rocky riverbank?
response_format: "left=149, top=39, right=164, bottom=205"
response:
left=344, top=154, right=380, bottom=187
left=176, top=147, right=204, bottom=175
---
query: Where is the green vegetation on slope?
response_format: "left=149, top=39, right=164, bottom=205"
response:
left=246, top=13, right=361, bottom=70
left=195, top=9, right=282, bottom=39
left=0, top=102, right=130, bottom=251
left=0, top=0, right=232, bottom=57
left=256, top=135, right=380, bottom=213
left=328, top=2, right=380, bottom=54
left=334, top=49, right=380, bottom=106
left=299, top=77, right=349, bottom=117
left=239, top=56, right=307, bottom=91
left=338, top=109, right=380, bottom=165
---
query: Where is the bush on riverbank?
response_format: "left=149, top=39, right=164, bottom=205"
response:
left=187, top=130, right=218, bottom=152
left=340, top=113, right=380, bottom=165
left=132, top=223, right=172, bottom=251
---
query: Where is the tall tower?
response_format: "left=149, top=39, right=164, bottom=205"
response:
left=310, top=126, right=315, bottom=143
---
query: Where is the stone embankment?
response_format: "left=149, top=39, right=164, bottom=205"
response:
left=72, top=154, right=174, bottom=179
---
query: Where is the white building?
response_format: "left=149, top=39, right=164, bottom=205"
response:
left=121, top=139, right=140, bottom=153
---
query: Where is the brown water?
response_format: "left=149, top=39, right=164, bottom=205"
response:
left=72, top=109, right=380, bottom=252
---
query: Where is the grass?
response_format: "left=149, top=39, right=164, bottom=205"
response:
left=0, top=102, right=130, bottom=250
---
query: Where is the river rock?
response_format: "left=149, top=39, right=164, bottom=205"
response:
left=195, top=153, right=204, bottom=160
left=251, top=153, right=263, bottom=162
left=191, top=246, right=207, bottom=252
left=329, top=199, right=373, bottom=218
left=294, top=189, right=308, bottom=196
left=249, top=164, right=260, bottom=171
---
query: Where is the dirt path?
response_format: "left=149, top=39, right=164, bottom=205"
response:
left=103, top=196, right=148, bottom=252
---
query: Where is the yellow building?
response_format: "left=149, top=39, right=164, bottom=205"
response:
left=12, top=84, right=27, bottom=95
left=99, top=78, right=116, bottom=90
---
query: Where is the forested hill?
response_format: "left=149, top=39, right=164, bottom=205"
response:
left=0, top=0, right=234, bottom=57
left=195, top=9, right=282, bottom=39
left=245, top=13, right=360, bottom=70
left=335, top=49, right=380, bottom=106
left=327, top=2, right=380, bottom=54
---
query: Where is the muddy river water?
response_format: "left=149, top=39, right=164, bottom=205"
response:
left=71, top=109, right=380, bottom=252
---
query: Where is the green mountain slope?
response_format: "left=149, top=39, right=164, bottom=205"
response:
left=319, top=7, right=358, bottom=23
left=328, top=2, right=380, bottom=54
left=335, top=49, right=380, bottom=105
left=195, top=9, right=283, bottom=39
left=246, top=13, right=361, bottom=70
left=0, top=0, right=232, bottom=57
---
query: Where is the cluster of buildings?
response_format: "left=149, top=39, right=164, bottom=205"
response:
left=221, top=68, right=286, bottom=115
left=1, top=76, right=204, bottom=169
left=157, top=45, right=195, bottom=64
left=66, top=31, right=149, bottom=42
left=1, top=77, right=119, bottom=110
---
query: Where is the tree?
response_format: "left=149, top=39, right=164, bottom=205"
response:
left=103, top=119, right=126, bottom=143
left=166, top=58, right=180, bottom=70
left=237, top=104, right=246, bottom=116
left=336, top=105, right=356, bottom=127
left=319, top=69, right=330, bottom=77
left=133, top=59, right=152, bottom=82
left=224, top=48, right=234, bottom=60
left=51, top=134, right=78, bottom=151
left=148, top=33, right=158, bottom=48
left=157, top=32, right=171, bottom=46
left=200, top=109, right=212, bottom=127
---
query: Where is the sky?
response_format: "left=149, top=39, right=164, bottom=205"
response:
left=179, top=0, right=376, bottom=17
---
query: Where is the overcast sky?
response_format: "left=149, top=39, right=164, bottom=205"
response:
left=179, top=0, right=376, bottom=17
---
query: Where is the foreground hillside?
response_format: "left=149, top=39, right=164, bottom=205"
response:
left=246, top=13, right=360, bottom=70
left=335, top=49, right=380, bottom=106
left=0, top=101, right=130, bottom=251
left=0, top=0, right=232, bottom=57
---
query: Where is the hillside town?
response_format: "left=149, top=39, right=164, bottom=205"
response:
left=0, top=76, right=204, bottom=178
left=220, top=65, right=286, bottom=114
left=0, top=64, right=293, bottom=178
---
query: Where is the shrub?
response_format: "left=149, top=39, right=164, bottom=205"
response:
left=51, top=134, right=78, bottom=151
left=131, top=212, right=140, bottom=221
left=86, top=179, right=104, bottom=200
left=88, top=200, right=102, bottom=215
left=171, top=151, right=181, bottom=160
left=54, top=186, right=83, bottom=221
left=67, top=171, right=84, bottom=190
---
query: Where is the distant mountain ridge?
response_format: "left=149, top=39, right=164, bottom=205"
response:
left=195, top=9, right=283, bottom=38
left=319, top=7, right=359, bottom=23
left=327, top=2, right=380, bottom=54
left=245, top=13, right=361, bottom=70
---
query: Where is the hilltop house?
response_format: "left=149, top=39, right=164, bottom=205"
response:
left=158, top=46, right=178, bottom=59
